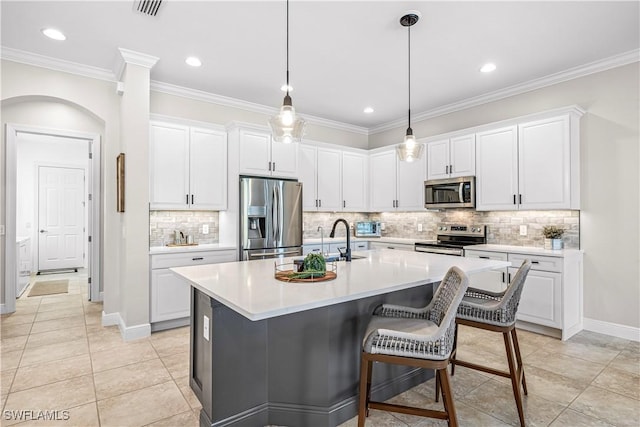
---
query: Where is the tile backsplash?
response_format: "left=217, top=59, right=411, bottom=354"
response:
left=150, top=211, right=219, bottom=247
left=151, top=209, right=579, bottom=249
left=304, top=210, right=579, bottom=249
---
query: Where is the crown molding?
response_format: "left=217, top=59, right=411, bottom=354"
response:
left=370, top=49, right=640, bottom=134
left=115, top=48, right=159, bottom=80
left=1, top=46, right=116, bottom=82
left=150, top=80, right=369, bottom=135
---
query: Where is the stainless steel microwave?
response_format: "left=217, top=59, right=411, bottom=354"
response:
left=424, top=176, right=475, bottom=209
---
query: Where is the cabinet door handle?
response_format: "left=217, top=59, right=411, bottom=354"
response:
left=519, top=194, right=522, bottom=204
left=508, top=273, right=512, bottom=283
left=450, top=164, right=453, bottom=173
left=191, top=194, right=194, bottom=204
left=192, top=257, right=204, bottom=261
left=315, top=199, right=318, bottom=207
left=268, top=161, right=272, bottom=171
left=502, top=272, right=506, bottom=283
left=319, top=199, right=322, bottom=207
left=343, top=200, right=346, bottom=208
left=513, top=194, right=516, bottom=205
left=186, top=194, right=189, bottom=205
left=445, top=165, right=448, bottom=174
left=272, top=162, right=276, bottom=171
left=479, top=256, right=490, bottom=259
left=531, top=261, right=539, bottom=264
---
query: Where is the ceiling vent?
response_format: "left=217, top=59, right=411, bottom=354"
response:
left=135, top=0, right=162, bottom=17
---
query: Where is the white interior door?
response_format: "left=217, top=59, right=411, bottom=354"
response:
left=38, top=166, right=85, bottom=271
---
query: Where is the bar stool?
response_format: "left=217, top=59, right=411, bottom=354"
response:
left=358, top=266, right=470, bottom=427
left=436, top=260, right=532, bottom=426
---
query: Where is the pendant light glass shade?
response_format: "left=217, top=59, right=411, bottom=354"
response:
left=396, top=127, right=423, bottom=162
left=269, top=94, right=306, bottom=143
left=269, top=0, right=306, bottom=143
left=397, top=12, right=422, bottom=162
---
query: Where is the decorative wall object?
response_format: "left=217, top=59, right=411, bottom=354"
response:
left=116, top=153, right=125, bottom=212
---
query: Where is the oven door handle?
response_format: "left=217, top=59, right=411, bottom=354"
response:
left=415, top=246, right=463, bottom=256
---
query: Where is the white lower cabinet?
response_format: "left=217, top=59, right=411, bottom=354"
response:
left=465, top=247, right=582, bottom=340
left=464, top=250, right=509, bottom=293
left=150, top=249, right=236, bottom=326
left=369, top=241, right=414, bottom=251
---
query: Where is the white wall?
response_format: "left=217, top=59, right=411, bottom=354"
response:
left=16, top=133, right=89, bottom=269
left=370, top=63, right=640, bottom=330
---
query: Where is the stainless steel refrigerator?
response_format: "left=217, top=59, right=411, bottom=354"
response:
left=240, top=176, right=303, bottom=260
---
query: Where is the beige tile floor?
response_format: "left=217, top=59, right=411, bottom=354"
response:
left=1, top=271, right=638, bottom=426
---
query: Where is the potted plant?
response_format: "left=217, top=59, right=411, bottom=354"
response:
left=542, top=225, right=564, bottom=250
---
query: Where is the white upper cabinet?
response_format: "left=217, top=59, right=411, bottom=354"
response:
left=238, top=128, right=298, bottom=178
left=341, top=151, right=367, bottom=211
left=426, top=134, right=475, bottom=180
left=370, top=148, right=425, bottom=211
left=476, top=111, right=580, bottom=211
left=150, top=121, right=227, bottom=210
left=476, top=126, right=519, bottom=211
left=299, top=144, right=367, bottom=212
left=316, top=147, right=342, bottom=211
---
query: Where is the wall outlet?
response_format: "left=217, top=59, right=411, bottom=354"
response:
left=520, top=225, right=527, bottom=236
left=203, top=315, right=210, bottom=341
left=380, top=222, right=386, bottom=231
left=417, top=223, right=423, bottom=232
left=202, top=224, right=209, bottom=234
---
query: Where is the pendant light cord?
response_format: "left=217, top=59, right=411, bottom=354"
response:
left=286, top=0, right=290, bottom=91
left=407, top=24, right=411, bottom=130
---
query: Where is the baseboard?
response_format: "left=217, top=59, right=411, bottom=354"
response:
left=102, top=311, right=151, bottom=341
left=583, top=317, right=640, bottom=342
left=0, top=303, right=8, bottom=314
left=102, top=311, right=120, bottom=326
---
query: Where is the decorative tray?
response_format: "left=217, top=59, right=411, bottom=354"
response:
left=274, top=262, right=338, bottom=283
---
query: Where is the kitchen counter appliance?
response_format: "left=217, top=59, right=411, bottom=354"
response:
left=355, top=221, right=381, bottom=238
left=240, top=176, right=303, bottom=260
left=414, top=224, right=486, bottom=256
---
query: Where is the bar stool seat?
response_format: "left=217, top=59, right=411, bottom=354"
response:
left=358, top=266, right=469, bottom=427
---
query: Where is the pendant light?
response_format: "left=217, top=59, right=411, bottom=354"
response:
left=269, top=0, right=306, bottom=144
left=396, top=12, right=423, bottom=162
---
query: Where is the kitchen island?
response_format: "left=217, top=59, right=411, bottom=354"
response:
left=172, top=250, right=509, bottom=427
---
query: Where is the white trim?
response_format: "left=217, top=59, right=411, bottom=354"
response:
left=1, top=46, right=116, bottom=82
left=102, top=311, right=120, bottom=327
left=101, top=311, right=152, bottom=340
left=370, top=49, right=640, bottom=134
left=117, top=48, right=159, bottom=69
left=583, top=317, right=640, bottom=342
left=150, top=81, right=369, bottom=135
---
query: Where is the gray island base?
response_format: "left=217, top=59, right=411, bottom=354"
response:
left=190, top=284, right=434, bottom=427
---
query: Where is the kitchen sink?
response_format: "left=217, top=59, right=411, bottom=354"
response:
left=323, top=254, right=367, bottom=262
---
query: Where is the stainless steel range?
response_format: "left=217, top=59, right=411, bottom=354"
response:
left=414, top=224, right=486, bottom=256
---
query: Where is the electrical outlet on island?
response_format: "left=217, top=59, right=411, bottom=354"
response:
left=520, top=225, right=527, bottom=236
left=202, top=224, right=209, bottom=234
left=417, top=224, right=423, bottom=232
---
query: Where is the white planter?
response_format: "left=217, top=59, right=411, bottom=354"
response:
left=544, top=238, right=563, bottom=250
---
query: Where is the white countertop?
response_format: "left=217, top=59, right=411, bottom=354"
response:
left=172, top=249, right=509, bottom=321
left=149, top=243, right=236, bottom=255
left=464, top=244, right=582, bottom=257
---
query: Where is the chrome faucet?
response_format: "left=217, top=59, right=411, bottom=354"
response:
left=329, top=219, right=351, bottom=262
left=317, top=226, right=326, bottom=256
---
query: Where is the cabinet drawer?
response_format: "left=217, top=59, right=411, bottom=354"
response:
left=464, top=250, right=508, bottom=261
left=352, top=241, right=369, bottom=251
left=151, top=250, right=236, bottom=269
left=509, top=253, right=562, bottom=273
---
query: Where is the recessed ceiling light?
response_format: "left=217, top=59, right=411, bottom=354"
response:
left=41, top=28, right=66, bottom=41
left=364, top=107, right=374, bottom=114
left=185, top=57, right=202, bottom=67
left=480, top=63, right=496, bottom=73
left=281, top=84, right=293, bottom=92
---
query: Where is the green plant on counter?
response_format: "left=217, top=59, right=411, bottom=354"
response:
left=542, top=225, right=565, bottom=239
left=290, top=253, right=326, bottom=279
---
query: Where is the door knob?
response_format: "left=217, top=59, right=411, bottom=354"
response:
left=39, top=229, right=48, bottom=233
